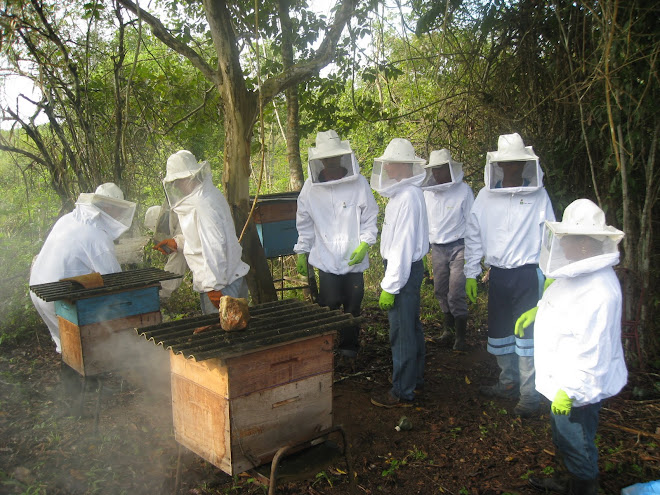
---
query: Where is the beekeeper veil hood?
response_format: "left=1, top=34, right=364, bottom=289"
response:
left=539, top=198, right=624, bottom=278
left=421, top=149, right=464, bottom=191
left=371, top=138, right=426, bottom=196
left=95, top=182, right=125, bottom=200
left=163, top=150, right=211, bottom=207
left=76, top=183, right=136, bottom=239
left=308, top=130, right=358, bottom=185
left=485, top=133, right=544, bottom=194
left=144, top=205, right=161, bottom=232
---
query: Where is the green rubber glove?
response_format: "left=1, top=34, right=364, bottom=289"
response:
left=296, top=253, right=308, bottom=277
left=544, top=277, right=556, bottom=292
left=465, top=278, right=477, bottom=303
left=551, top=389, right=573, bottom=415
left=348, top=241, right=369, bottom=266
left=515, top=306, right=538, bottom=338
left=379, top=290, right=395, bottom=311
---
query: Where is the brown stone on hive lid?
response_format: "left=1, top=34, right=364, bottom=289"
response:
left=219, top=296, right=250, bottom=331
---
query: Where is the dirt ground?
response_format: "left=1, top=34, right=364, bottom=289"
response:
left=0, top=304, right=658, bottom=495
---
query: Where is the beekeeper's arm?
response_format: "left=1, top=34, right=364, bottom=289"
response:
left=463, top=198, right=483, bottom=302
left=380, top=200, right=419, bottom=296
left=293, top=182, right=314, bottom=274
left=195, top=209, right=231, bottom=293
left=350, top=182, right=379, bottom=266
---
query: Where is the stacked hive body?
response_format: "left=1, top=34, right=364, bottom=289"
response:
left=138, top=299, right=358, bottom=475
left=30, top=268, right=181, bottom=379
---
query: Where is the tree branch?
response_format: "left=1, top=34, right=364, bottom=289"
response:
left=259, top=0, right=358, bottom=104
left=116, top=0, right=220, bottom=85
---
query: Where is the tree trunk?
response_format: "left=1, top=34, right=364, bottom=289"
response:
left=277, top=0, right=304, bottom=191
left=222, top=101, right=278, bottom=303
left=285, top=86, right=304, bottom=191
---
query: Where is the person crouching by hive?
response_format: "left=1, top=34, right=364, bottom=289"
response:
left=369, top=138, right=429, bottom=408
left=29, top=183, right=136, bottom=353
left=515, top=199, right=627, bottom=495
left=464, top=133, right=555, bottom=418
left=155, top=150, right=249, bottom=314
left=294, top=130, right=378, bottom=368
left=421, top=149, right=474, bottom=351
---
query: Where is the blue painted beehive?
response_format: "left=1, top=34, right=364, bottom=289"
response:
left=252, top=192, right=299, bottom=258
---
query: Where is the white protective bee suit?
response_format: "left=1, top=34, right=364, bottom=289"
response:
left=293, top=132, right=378, bottom=275
left=29, top=183, right=136, bottom=352
left=464, top=133, right=555, bottom=416
left=163, top=151, right=249, bottom=298
left=294, top=130, right=378, bottom=358
left=530, top=198, right=627, bottom=486
left=464, top=138, right=555, bottom=280
left=534, top=199, right=627, bottom=406
left=370, top=138, right=428, bottom=403
left=422, top=149, right=474, bottom=349
left=372, top=142, right=429, bottom=294
left=144, top=204, right=188, bottom=299
left=422, top=150, right=474, bottom=245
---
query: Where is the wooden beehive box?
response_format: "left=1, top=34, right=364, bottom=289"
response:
left=56, top=285, right=163, bottom=377
left=170, top=332, right=334, bottom=475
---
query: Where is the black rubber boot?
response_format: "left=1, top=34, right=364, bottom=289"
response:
left=528, top=474, right=568, bottom=493
left=567, top=477, right=598, bottom=495
left=528, top=454, right=572, bottom=494
left=453, top=317, right=467, bottom=351
left=438, top=312, right=454, bottom=346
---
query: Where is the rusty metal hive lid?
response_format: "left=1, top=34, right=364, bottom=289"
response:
left=29, top=267, right=182, bottom=302
left=136, top=299, right=360, bottom=361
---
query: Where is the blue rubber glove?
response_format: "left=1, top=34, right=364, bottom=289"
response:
left=379, top=290, right=395, bottom=311
left=348, top=242, right=369, bottom=266
left=515, top=306, right=538, bottom=338
left=544, top=278, right=555, bottom=292
left=465, top=278, right=477, bottom=303
left=296, top=253, right=308, bottom=277
left=551, top=389, right=573, bottom=415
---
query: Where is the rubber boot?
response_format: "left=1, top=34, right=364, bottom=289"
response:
left=528, top=454, right=570, bottom=494
left=567, top=477, right=598, bottom=495
left=438, top=312, right=454, bottom=346
left=453, top=317, right=467, bottom=351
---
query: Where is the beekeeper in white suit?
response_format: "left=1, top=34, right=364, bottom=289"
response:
left=294, top=130, right=378, bottom=363
left=155, top=150, right=249, bottom=314
left=421, top=149, right=474, bottom=351
left=464, top=132, right=555, bottom=418
left=29, top=182, right=136, bottom=353
left=515, top=199, right=627, bottom=494
left=369, top=138, right=429, bottom=408
left=144, top=204, right=188, bottom=299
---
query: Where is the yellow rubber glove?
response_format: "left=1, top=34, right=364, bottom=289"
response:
left=154, top=238, right=177, bottom=255
left=551, top=389, right=573, bottom=415
left=379, top=290, right=395, bottom=311
left=544, top=277, right=556, bottom=292
left=514, top=306, right=538, bottom=338
left=296, top=253, right=308, bottom=277
left=348, top=242, right=369, bottom=266
left=465, top=278, right=477, bottom=303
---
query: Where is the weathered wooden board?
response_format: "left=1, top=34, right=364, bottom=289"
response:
left=229, top=373, right=333, bottom=474
left=169, top=335, right=334, bottom=475
left=253, top=201, right=297, bottom=224
left=225, top=334, right=333, bottom=398
left=171, top=368, right=232, bottom=474
left=59, top=311, right=162, bottom=376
